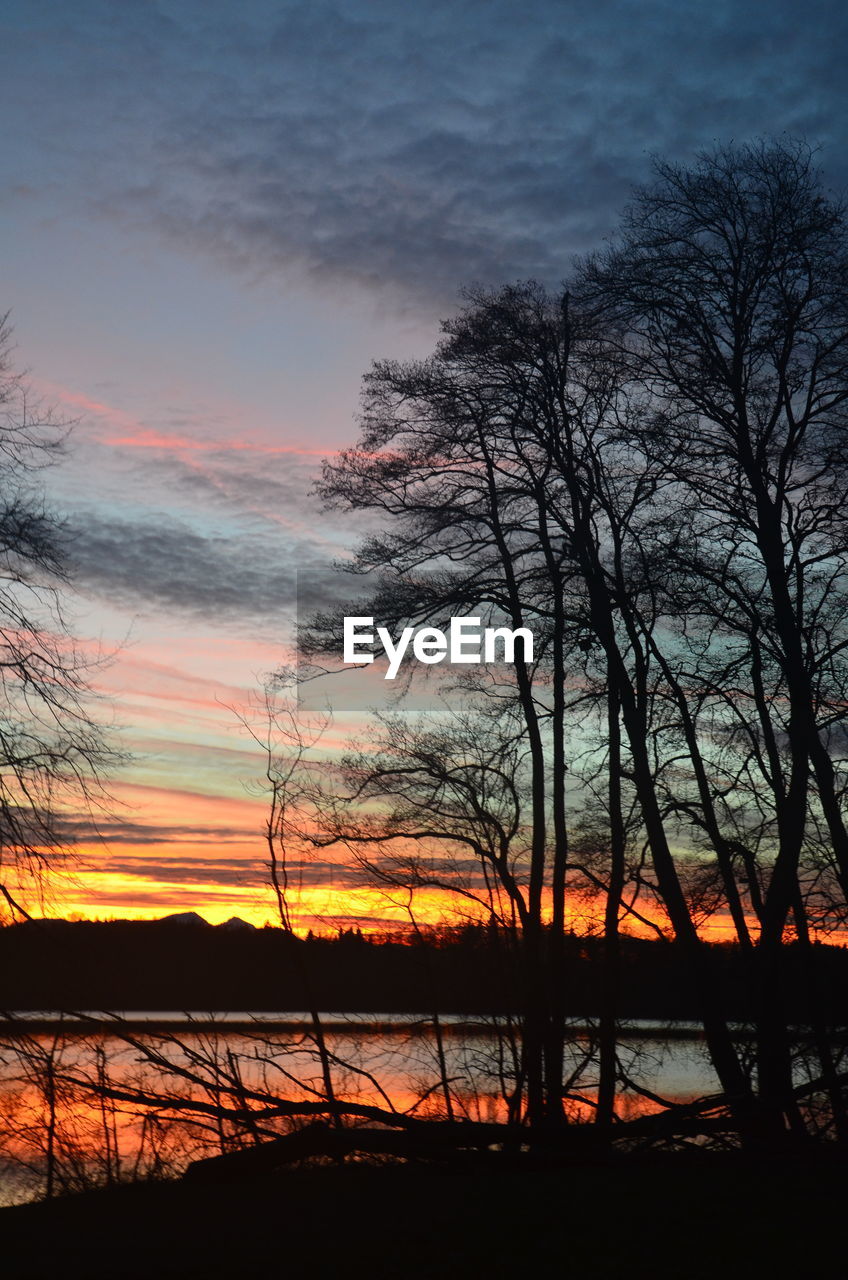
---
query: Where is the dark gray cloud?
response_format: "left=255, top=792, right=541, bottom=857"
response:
left=62, top=817, right=258, bottom=847
left=53, top=436, right=376, bottom=620
left=4, top=0, right=846, bottom=309
left=93, top=852, right=364, bottom=890
left=97, top=856, right=264, bottom=887
left=65, top=508, right=329, bottom=620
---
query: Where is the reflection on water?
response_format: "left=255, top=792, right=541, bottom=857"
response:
left=0, top=1016, right=719, bottom=1207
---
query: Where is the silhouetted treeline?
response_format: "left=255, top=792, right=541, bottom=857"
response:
left=3, top=918, right=848, bottom=1021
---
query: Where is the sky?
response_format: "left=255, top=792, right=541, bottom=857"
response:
left=1, top=0, right=846, bottom=929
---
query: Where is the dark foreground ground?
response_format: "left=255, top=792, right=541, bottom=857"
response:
left=2, top=1151, right=846, bottom=1279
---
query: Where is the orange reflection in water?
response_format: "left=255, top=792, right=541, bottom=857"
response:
left=0, top=1021, right=713, bottom=1205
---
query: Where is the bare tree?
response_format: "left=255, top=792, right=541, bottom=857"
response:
left=0, top=316, right=118, bottom=922
left=310, top=279, right=761, bottom=1131
left=579, top=137, right=848, bottom=1136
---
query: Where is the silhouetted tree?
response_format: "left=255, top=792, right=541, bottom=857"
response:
left=579, top=137, right=848, bottom=1137
left=306, top=142, right=848, bottom=1142
left=0, top=316, right=117, bottom=922
left=311, top=277, right=759, bottom=1130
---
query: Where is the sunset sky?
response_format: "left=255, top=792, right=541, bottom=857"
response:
left=2, top=0, right=846, bottom=929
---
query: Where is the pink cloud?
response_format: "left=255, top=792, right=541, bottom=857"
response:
left=34, top=377, right=341, bottom=458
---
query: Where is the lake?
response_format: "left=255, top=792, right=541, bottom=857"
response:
left=0, top=1014, right=720, bottom=1206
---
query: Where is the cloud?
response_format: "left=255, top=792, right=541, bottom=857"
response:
left=65, top=508, right=329, bottom=620
left=4, top=0, right=847, bottom=309
left=54, top=417, right=378, bottom=620
left=43, top=396, right=372, bottom=617
left=93, top=855, right=265, bottom=886
left=70, top=886, right=261, bottom=913
left=83, top=851, right=365, bottom=890
left=62, top=817, right=259, bottom=848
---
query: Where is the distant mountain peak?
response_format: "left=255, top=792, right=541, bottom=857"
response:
left=218, top=916, right=257, bottom=931
left=160, top=911, right=210, bottom=927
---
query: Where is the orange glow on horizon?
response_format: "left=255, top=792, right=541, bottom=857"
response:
left=39, top=846, right=769, bottom=942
